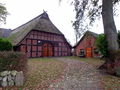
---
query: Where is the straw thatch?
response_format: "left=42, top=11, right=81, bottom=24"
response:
left=9, top=12, right=63, bottom=45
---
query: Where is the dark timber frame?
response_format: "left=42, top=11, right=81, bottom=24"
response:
left=14, top=30, right=71, bottom=58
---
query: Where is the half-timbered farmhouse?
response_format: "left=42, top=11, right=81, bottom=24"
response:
left=9, top=12, right=72, bottom=58
left=74, top=31, right=101, bottom=58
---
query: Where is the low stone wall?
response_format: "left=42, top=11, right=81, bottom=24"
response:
left=0, top=70, right=24, bottom=87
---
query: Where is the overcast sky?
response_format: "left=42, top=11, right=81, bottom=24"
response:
left=0, top=0, right=120, bottom=45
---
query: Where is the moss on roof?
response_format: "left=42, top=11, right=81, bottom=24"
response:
left=8, top=12, right=63, bottom=45
left=34, top=19, right=62, bottom=34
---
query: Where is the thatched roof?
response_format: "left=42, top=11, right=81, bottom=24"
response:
left=73, top=30, right=98, bottom=48
left=87, top=31, right=98, bottom=38
left=9, top=12, right=63, bottom=45
left=0, top=28, right=11, bottom=38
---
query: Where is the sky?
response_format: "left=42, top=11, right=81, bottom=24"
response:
left=0, top=0, right=120, bottom=46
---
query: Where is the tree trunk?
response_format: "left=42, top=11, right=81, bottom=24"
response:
left=102, top=0, right=119, bottom=51
left=101, top=0, right=119, bottom=74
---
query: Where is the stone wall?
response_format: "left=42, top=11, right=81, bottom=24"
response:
left=0, top=70, right=24, bottom=87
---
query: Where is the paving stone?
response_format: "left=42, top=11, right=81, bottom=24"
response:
left=0, top=71, right=9, bottom=77
left=7, top=74, right=12, bottom=81
left=8, top=80, right=14, bottom=86
left=3, top=77, right=7, bottom=82
left=11, top=70, right=17, bottom=76
left=2, top=81, right=7, bottom=87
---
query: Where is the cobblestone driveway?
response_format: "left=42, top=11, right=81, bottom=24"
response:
left=48, top=58, right=103, bottom=90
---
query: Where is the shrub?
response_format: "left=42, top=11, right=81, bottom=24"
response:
left=0, top=38, right=13, bottom=51
left=0, top=51, right=28, bottom=75
left=95, top=34, right=109, bottom=57
left=96, top=32, right=120, bottom=57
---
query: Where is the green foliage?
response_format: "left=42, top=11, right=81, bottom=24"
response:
left=0, top=38, right=12, bottom=51
left=0, top=3, right=8, bottom=24
left=0, top=51, right=27, bottom=73
left=96, top=32, right=120, bottom=57
left=95, top=34, right=108, bottom=57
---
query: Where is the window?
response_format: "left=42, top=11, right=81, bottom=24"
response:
left=38, top=40, right=41, bottom=44
left=93, top=49, right=99, bottom=54
left=79, top=49, right=85, bottom=56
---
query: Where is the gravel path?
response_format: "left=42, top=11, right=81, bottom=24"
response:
left=48, top=58, right=103, bottom=90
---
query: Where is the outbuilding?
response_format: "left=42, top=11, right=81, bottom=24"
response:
left=74, top=31, right=100, bottom=58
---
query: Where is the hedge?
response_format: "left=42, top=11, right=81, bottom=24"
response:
left=0, top=51, right=28, bottom=75
left=0, top=38, right=12, bottom=51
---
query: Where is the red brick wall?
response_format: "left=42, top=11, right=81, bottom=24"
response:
left=75, top=35, right=100, bottom=57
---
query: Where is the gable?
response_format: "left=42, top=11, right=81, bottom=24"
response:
left=8, top=12, right=63, bottom=46
left=74, top=31, right=98, bottom=48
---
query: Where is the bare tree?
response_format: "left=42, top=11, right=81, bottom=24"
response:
left=60, top=0, right=120, bottom=74
left=0, top=3, right=8, bottom=25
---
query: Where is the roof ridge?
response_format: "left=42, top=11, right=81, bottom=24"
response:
left=12, top=12, right=52, bottom=34
left=12, top=14, right=42, bottom=33
left=73, top=30, right=98, bottom=48
left=86, top=30, right=98, bottom=35
left=9, top=12, right=63, bottom=45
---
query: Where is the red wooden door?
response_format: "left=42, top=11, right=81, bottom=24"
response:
left=48, top=44, right=53, bottom=57
left=43, top=43, right=48, bottom=57
left=86, top=48, right=92, bottom=58
left=43, top=43, right=53, bottom=57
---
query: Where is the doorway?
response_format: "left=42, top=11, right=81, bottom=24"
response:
left=42, top=43, right=53, bottom=57
left=86, top=48, right=92, bottom=58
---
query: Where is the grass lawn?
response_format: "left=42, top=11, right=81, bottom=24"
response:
left=67, top=56, right=120, bottom=90
left=3, top=58, right=66, bottom=90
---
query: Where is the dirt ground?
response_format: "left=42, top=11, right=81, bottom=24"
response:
left=48, top=57, right=107, bottom=90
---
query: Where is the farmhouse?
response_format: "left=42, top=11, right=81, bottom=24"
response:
left=74, top=31, right=101, bottom=58
left=9, top=12, right=72, bottom=58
